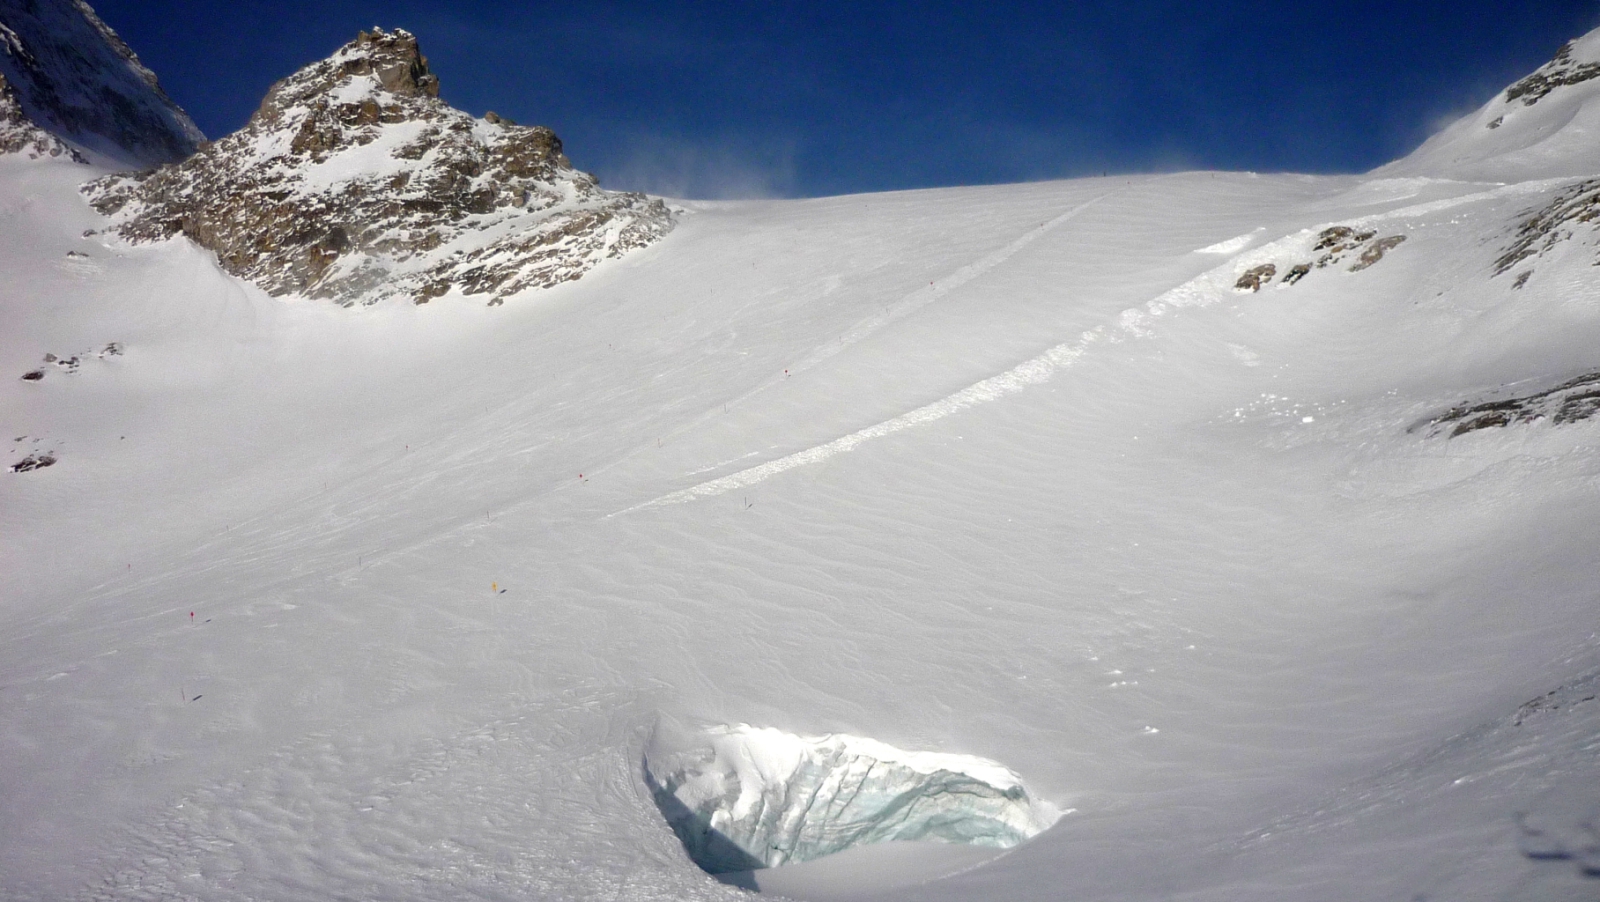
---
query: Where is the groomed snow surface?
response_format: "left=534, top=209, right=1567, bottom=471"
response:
left=5, top=70, right=1600, bottom=900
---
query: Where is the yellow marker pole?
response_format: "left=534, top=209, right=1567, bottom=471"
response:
left=492, top=582, right=497, bottom=594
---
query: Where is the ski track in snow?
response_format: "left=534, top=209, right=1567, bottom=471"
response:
left=627, top=191, right=1115, bottom=459
left=617, top=178, right=1567, bottom=515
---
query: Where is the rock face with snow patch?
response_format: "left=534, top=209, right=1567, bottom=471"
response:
left=0, top=0, right=202, bottom=166
left=0, top=70, right=80, bottom=161
left=1505, top=40, right=1600, bottom=108
left=1494, top=178, right=1600, bottom=282
left=1416, top=371, right=1600, bottom=437
left=84, top=29, right=673, bottom=307
left=645, top=724, right=1060, bottom=873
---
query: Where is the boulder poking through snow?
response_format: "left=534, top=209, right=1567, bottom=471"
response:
left=83, top=28, right=673, bottom=307
left=644, top=723, right=1061, bottom=874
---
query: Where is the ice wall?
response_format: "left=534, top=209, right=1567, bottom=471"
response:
left=644, top=724, right=1061, bottom=873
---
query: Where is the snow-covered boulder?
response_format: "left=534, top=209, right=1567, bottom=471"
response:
left=0, top=0, right=201, bottom=166
left=83, top=28, right=674, bottom=307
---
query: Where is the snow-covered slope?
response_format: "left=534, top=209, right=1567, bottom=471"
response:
left=1380, top=29, right=1600, bottom=182
left=86, top=29, right=673, bottom=307
left=0, top=0, right=201, bottom=167
left=3, top=22, right=1600, bottom=902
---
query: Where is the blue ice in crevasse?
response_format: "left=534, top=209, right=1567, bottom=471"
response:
left=645, top=723, right=1062, bottom=874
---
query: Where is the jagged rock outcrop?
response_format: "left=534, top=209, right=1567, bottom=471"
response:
left=84, top=29, right=673, bottom=307
left=1415, top=371, right=1600, bottom=438
left=0, top=0, right=202, bottom=165
left=1504, top=40, right=1600, bottom=108
left=1494, top=178, right=1600, bottom=284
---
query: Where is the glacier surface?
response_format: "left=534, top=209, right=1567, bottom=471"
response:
left=645, top=724, right=1061, bottom=872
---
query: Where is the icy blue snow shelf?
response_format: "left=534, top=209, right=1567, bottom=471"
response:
left=644, top=723, right=1062, bottom=874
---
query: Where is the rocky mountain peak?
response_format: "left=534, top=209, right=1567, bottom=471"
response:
left=256, top=27, right=439, bottom=127
left=348, top=28, right=438, bottom=97
left=84, top=28, right=672, bottom=307
left=0, top=0, right=202, bottom=166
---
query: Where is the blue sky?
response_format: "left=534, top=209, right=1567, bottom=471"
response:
left=96, top=1, right=1600, bottom=198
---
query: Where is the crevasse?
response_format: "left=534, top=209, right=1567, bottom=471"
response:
left=645, top=724, right=1061, bottom=873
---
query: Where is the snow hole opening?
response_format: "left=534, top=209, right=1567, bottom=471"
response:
left=643, top=722, right=1062, bottom=888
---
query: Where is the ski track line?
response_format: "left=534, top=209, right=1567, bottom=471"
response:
left=614, top=179, right=1562, bottom=516
left=637, top=191, right=1116, bottom=455
left=613, top=338, right=1094, bottom=515
left=786, top=190, right=1114, bottom=374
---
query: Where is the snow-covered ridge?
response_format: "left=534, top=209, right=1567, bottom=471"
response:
left=1504, top=35, right=1600, bottom=108
left=0, top=0, right=201, bottom=166
left=645, top=724, right=1061, bottom=873
left=84, top=28, right=673, bottom=307
left=1382, top=29, right=1600, bottom=181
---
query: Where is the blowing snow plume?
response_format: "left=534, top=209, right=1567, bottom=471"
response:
left=644, top=723, right=1061, bottom=874
left=83, top=28, right=673, bottom=307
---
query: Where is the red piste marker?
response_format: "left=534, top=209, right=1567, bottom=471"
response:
left=190, top=612, right=194, bottom=622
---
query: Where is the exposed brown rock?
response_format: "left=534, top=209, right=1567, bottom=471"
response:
left=1348, top=235, right=1406, bottom=272
left=1494, top=179, right=1600, bottom=277
left=84, top=28, right=672, bottom=307
left=1234, top=263, right=1276, bottom=292
left=1235, top=225, right=1406, bottom=294
left=1417, top=371, right=1600, bottom=438
left=1505, top=41, right=1600, bottom=107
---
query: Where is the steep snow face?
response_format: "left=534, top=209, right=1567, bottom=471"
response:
left=83, top=28, right=673, bottom=307
left=645, top=724, right=1061, bottom=872
left=1383, top=29, right=1600, bottom=181
left=0, top=0, right=201, bottom=166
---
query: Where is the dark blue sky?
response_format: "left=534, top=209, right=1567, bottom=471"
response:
left=95, top=1, right=1600, bottom=198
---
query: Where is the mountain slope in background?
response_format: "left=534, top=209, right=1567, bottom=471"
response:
left=1382, top=28, right=1600, bottom=182
left=0, top=68, right=82, bottom=162
left=2, top=13, right=1600, bottom=902
left=84, top=29, right=673, bottom=307
left=0, top=0, right=201, bottom=166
